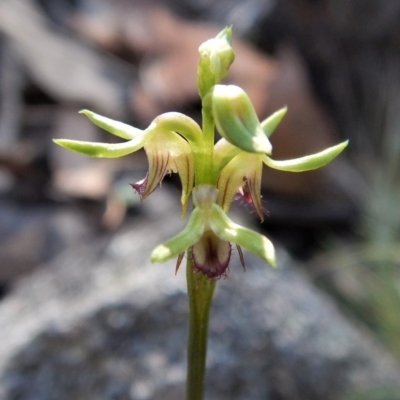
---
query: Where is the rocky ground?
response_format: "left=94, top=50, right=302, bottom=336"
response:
left=0, top=188, right=399, bottom=400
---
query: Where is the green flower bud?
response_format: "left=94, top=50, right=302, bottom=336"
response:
left=211, top=84, right=272, bottom=154
left=197, top=26, right=235, bottom=98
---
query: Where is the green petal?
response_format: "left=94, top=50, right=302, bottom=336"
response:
left=80, top=110, right=143, bottom=140
left=144, top=130, right=194, bottom=215
left=260, top=107, right=287, bottom=138
left=263, top=140, right=349, bottom=172
left=217, top=152, right=263, bottom=220
left=53, top=128, right=155, bottom=158
left=209, top=204, right=276, bottom=267
left=150, top=208, right=206, bottom=263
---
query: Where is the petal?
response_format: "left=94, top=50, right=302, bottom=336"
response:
left=130, top=176, right=148, bottom=198
left=260, top=107, right=287, bottom=138
left=136, top=146, right=169, bottom=200
left=130, top=147, right=169, bottom=200
left=209, top=204, right=276, bottom=267
left=145, top=130, right=194, bottom=214
left=236, top=179, right=266, bottom=222
left=192, top=230, right=231, bottom=279
left=80, top=110, right=143, bottom=140
left=54, top=111, right=157, bottom=158
left=217, top=152, right=264, bottom=220
left=263, top=140, right=349, bottom=172
left=150, top=208, right=206, bottom=263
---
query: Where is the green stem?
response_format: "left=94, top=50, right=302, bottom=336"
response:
left=186, top=250, right=216, bottom=400
left=195, top=98, right=215, bottom=185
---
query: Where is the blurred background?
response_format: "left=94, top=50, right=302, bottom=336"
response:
left=1, top=0, right=400, bottom=398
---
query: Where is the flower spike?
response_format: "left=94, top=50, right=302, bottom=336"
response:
left=52, top=28, right=350, bottom=398
left=54, top=27, right=348, bottom=280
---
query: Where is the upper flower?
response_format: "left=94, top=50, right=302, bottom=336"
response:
left=53, top=110, right=199, bottom=216
left=211, top=85, right=349, bottom=221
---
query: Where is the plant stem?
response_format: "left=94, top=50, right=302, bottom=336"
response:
left=186, top=250, right=216, bottom=400
left=194, top=98, right=215, bottom=185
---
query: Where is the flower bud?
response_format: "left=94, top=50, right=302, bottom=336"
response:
left=197, top=26, right=235, bottom=98
left=211, top=85, right=272, bottom=154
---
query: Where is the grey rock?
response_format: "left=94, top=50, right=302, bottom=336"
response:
left=0, top=187, right=399, bottom=400
left=0, top=200, right=96, bottom=283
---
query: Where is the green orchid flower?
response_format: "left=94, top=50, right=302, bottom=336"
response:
left=211, top=86, right=349, bottom=221
left=214, top=138, right=348, bottom=222
left=53, top=110, right=198, bottom=215
left=151, top=184, right=276, bottom=278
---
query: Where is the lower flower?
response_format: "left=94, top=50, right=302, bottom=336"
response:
left=150, top=184, right=276, bottom=279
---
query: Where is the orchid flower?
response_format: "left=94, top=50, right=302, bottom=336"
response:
left=54, top=110, right=200, bottom=216
left=211, top=85, right=348, bottom=222
left=151, top=184, right=275, bottom=278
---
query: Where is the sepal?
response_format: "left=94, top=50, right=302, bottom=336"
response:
left=263, top=140, right=349, bottom=172
left=53, top=132, right=153, bottom=158
left=260, top=107, right=287, bottom=138
left=211, top=85, right=272, bottom=154
left=79, top=110, right=143, bottom=140
left=150, top=208, right=205, bottom=263
left=209, top=204, right=276, bottom=267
